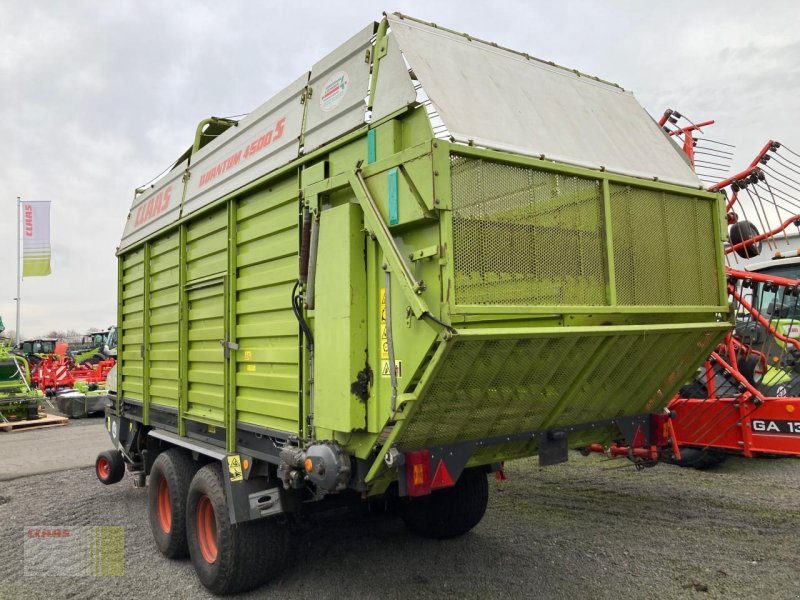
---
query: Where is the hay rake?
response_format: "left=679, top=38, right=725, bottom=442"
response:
left=586, top=112, right=800, bottom=468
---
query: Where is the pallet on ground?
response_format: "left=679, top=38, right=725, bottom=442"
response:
left=0, top=413, right=68, bottom=432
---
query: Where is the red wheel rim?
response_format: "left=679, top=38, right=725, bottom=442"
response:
left=157, top=478, right=172, bottom=533
left=97, top=457, right=110, bottom=480
left=196, top=495, right=218, bottom=564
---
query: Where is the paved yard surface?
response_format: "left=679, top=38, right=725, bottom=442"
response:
left=0, top=423, right=798, bottom=599
left=0, top=418, right=109, bottom=481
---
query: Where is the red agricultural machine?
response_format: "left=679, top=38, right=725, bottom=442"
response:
left=586, top=111, right=800, bottom=468
left=32, top=352, right=116, bottom=395
left=20, top=339, right=116, bottom=418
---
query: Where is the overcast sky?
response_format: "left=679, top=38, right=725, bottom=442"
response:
left=1, top=0, right=798, bottom=337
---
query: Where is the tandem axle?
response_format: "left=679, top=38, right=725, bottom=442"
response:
left=98, top=406, right=673, bottom=518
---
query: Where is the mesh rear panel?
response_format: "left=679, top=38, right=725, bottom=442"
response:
left=449, top=157, right=721, bottom=308
left=397, top=328, right=718, bottom=450
left=450, top=157, right=607, bottom=306
left=609, top=184, right=720, bottom=306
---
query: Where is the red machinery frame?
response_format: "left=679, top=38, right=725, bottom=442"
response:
left=670, top=268, right=800, bottom=458
left=586, top=111, right=800, bottom=464
left=29, top=351, right=115, bottom=395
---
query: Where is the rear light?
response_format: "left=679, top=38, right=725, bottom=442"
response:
left=405, top=450, right=431, bottom=497
left=405, top=450, right=458, bottom=496
left=430, top=459, right=455, bottom=490
left=650, top=412, right=671, bottom=447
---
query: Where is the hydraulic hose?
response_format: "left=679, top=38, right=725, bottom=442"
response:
left=291, top=281, right=314, bottom=348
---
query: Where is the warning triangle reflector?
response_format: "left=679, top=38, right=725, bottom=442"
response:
left=430, top=459, right=455, bottom=489
left=631, top=425, right=646, bottom=448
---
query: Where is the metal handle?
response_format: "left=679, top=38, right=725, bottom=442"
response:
left=219, top=340, right=239, bottom=358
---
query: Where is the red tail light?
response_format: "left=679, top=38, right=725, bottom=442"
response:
left=650, top=412, right=671, bottom=447
left=405, top=449, right=431, bottom=497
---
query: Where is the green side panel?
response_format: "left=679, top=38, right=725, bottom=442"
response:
left=234, top=176, right=299, bottom=433
left=373, top=120, right=402, bottom=161
left=361, top=155, right=434, bottom=229
left=314, top=202, right=367, bottom=433
left=185, top=279, right=226, bottom=424
left=148, top=232, right=180, bottom=409
left=186, top=209, right=228, bottom=281
left=184, top=208, right=229, bottom=425
left=394, top=323, right=728, bottom=452
left=120, top=248, right=145, bottom=401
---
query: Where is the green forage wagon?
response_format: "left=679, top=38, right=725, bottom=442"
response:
left=96, top=13, right=730, bottom=594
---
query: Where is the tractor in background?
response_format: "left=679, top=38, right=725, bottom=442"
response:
left=71, top=327, right=117, bottom=365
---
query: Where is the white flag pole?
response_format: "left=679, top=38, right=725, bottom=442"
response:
left=15, top=196, right=21, bottom=342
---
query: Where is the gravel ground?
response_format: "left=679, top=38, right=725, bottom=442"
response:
left=1, top=452, right=799, bottom=599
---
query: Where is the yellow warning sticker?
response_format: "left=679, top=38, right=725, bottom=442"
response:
left=243, top=350, right=253, bottom=361
left=381, top=360, right=402, bottom=378
left=227, top=455, right=243, bottom=482
left=380, top=288, right=388, bottom=359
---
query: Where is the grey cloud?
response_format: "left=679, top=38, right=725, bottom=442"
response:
left=1, top=0, right=798, bottom=335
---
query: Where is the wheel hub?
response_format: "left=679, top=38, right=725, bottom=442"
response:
left=97, top=457, right=110, bottom=480
left=196, top=495, right=218, bottom=564
left=157, top=478, right=172, bottom=533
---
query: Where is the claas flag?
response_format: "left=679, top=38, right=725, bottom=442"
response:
left=22, top=201, right=51, bottom=277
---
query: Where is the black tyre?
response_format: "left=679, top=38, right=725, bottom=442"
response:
left=186, top=463, right=289, bottom=595
left=672, top=447, right=727, bottom=470
left=148, top=448, right=199, bottom=559
left=95, top=450, right=125, bottom=485
left=400, top=468, right=489, bottom=539
left=678, top=380, right=707, bottom=399
left=729, top=220, right=761, bottom=259
left=737, top=354, right=763, bottom=387
left=25, top=402, right=39, bottom=420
